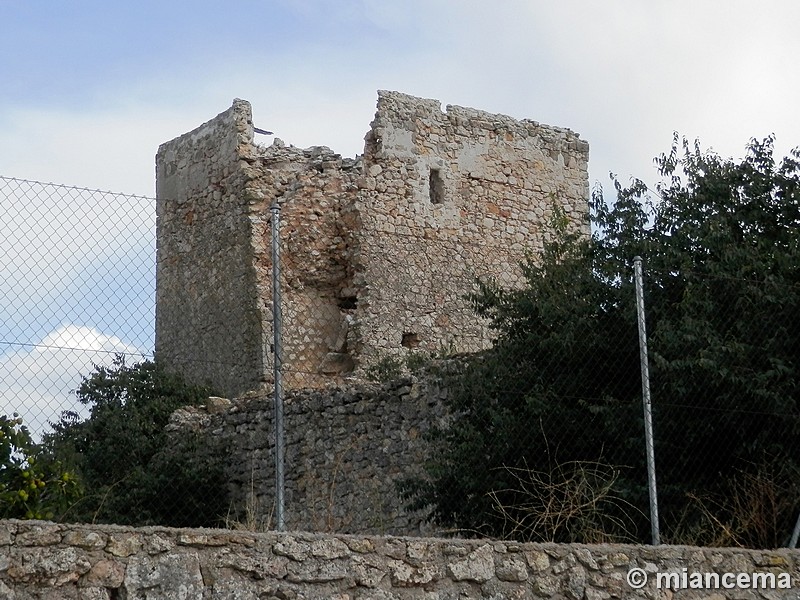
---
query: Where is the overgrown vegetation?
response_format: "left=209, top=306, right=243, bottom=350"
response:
left=365, top=343, right=458, bottom=383
left=489, top=458, right=643, bottom=544
left=364, top=353, right=404, bottom=383
left=404, top=136, right=800, bottom=547
left=5, top=137, right=800, bottom=547
left=41, top=356, right=228, bottom=527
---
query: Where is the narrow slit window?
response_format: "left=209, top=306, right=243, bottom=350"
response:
left=429, top=168, right=445, bottom=204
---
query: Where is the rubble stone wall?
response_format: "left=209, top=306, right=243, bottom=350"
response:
left=2, top=519, right=797, bottom=599
left=155, top=92, right=590, bottom=397
left=243, top=141, right=363, bottom=390
left=166, top=370, right=450, bottom=537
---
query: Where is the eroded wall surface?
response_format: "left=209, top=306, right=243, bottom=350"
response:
left=353, top=91, right=589, bottom=366
left=2, top=519, right=797, bottom=599
left=243, top=141, right=363, bottom=389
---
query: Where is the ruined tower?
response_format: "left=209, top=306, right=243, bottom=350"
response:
left=156, top=92, right=589, bottom=396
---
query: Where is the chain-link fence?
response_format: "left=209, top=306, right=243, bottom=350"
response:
left=264, top=199, right=800, bottom=547
left=3, top=174, right=800, bottom=549
left=382, top=260, right=800, bottom=549
left=0, top=176, right=155, bottom=435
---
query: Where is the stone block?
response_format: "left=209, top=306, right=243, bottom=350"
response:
left=123, top=553, right=203, bottom=598
left=82, top=559, right=125, bottom=588
left=447, top=544, right=495, bottom=583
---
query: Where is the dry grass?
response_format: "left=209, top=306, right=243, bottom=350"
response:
left=666, top=461, right=800, bottom=548
left=224, top=463, right=273, bottom=533
left=489, top=459, right=642, bottom=544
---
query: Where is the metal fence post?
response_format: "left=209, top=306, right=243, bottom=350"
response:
left=789, top=512, right=800, bottom=548
left=270, top=201, right=286, bottom=531
left=634, top=256, right=660, bottom=545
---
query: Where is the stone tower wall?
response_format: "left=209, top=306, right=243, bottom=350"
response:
left=353, top=91, right=589, bottom=365
left=155, top=92, right=590, bottom=395
left=156, top=101, right=266, bottom=396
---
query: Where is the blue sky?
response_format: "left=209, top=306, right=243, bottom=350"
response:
left=4, top=1, right=799, bottom=194
left=2, top=0, right=800, bottom=434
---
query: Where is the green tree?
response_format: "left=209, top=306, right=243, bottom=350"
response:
left=44, top=356, right=227, bottom=527
left=0, top=414, right=81, bottom=520
left=406, top=136, right=800, bottom=547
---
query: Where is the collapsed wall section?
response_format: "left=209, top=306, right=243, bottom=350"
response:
left=156, top=100, right=265, bottom=397
left=352, top=91, right=590, bottom=365
left=244, top=143, right=362, bottom=388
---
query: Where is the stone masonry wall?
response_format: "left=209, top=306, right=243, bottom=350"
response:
left=156, top=100, right=267, bottom=396
left=353, top=91, right=589, bottom=367
left=166, top=368, right=451, bottom=537
left=242, top=141, right=363, bottom=390
left=155, top=92, right=590, bottom=396
left=2, top=519, right=798, bottom=599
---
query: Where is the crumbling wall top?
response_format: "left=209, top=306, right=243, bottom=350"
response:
left=371, top=90, right=588, bottom=153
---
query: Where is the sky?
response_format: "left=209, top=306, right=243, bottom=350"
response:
left=2, top=0, right=800, bottom=436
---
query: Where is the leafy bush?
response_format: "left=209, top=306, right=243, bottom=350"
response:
left=43, top=356, right=228, bottom=527
left=0, top=414, right=81, bottom=520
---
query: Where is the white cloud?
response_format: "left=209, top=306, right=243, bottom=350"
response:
left=0, top=325, right=145, bottom=441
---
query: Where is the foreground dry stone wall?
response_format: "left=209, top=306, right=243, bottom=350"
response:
left=2, top=519, right=797, bottom=599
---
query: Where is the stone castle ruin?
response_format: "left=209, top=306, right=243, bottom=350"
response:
left=155, top=91, right=589, bottom=397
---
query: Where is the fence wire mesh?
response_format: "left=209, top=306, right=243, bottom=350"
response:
left=340, top=255, right=800, bottom=548
left=0, top=176, right=155, bottom=434
left=2, top=174, right=800, bottom=549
